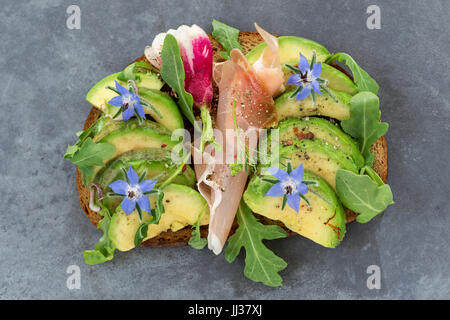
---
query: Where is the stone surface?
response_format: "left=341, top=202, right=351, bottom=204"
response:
left=0, top=0, right=449, bottom=299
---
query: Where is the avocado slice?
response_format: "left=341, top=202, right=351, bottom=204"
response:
left=275, top=88, right=351, bottom=121
left=278, top=117, right=364, bottom=168
left=283, top=63, right=358, bottom=95
left=109, top=184, right=209, bottom=251
left=245, top=35, right=356, bottom=95
left=278, top=139, right=358, bottom=189
left=138, top=89, right=184, bottom=131
left=243, top=171, right=346, bottom=248
left=95, top=149, right=196, bottom=211
left=89, top=117, right=179, bottom=179
left=246, top=36, right=330, bottom=65
left=86, top=69, right=163, bottom=112
left=100, top=88, right=184, bottom=132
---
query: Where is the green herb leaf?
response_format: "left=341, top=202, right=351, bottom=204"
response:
left=134, top=191, right=165, bottom=247
left=225, top=201, right=287, bottom=287
left=341, top=92, right=388, bottom=161
left=200, top=106, right=217, bottom=152
left=336, top=169, right=394, bottom=223
left=188, top=210, right=208, bottom=250
left=361, top=165, right=384, bottom=186
left=325, top=52, right=379, bottom=94
left=212, top=20, right=242, bottom=59
left=63, top=123, right=98, bottom=160
left=64, top=144, right=79, bottom=159
left=117, top=63, right=140, bottom=82
left=83, top=207, right=116, bottom=265
left=70, top=137, right=116, bottom=178
left=160, top=34, right=196, bottom=127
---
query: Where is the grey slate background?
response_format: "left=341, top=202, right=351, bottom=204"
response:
left=1, top=0, right=449, bottom=299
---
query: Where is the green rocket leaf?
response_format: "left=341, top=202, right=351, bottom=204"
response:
left=69, top=137, right=116, bottom=178
left=212, top=19, right=242, bottom=59
left=225, top=201, right=287, bottom=287
left=83, top=207, right=116, bottom=265
left=336, top=169, right=394, bottom=223
left=341, top=91, right=388, bottom=161
left=325, top=52, right=379, bottom=94
left=160, top=34, right=196, bottom=127
left=188, top=212, right=208, bottom=250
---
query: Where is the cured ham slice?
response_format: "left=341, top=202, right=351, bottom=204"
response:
left=194, top=24, right=284, bottom=254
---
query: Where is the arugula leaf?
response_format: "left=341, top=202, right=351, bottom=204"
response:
left=64, top=144, right=79, bottom=159
left=212, top=20, right=242, bottom=59
left=160, top=34, right=196, bottom=128
left=83, top=207, right=116, bottom=265
left=361, top=165, right=384, bottom=186
left=336, top=169, right=394, bottom=223
left=117, top=62, right=140, bottom=82
left=69, top=137, right=116, bottom=178
left=225, top=201, right=287, bottom=287
left=64, top=123, right=98, bottom=159
left=134, top=191, right=165, bottom=247
left=188, top=211, right=207, bottom=250
left=325, top=52, right=379, bottom=94
left=341, top=92, right=388, bottom=161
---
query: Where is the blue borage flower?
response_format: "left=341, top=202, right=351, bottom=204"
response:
left=286, top=52, right=332, bottom=104
left=108, top=166, right=157, bottom=219
left=263, top=163, right=312, bottom=213
left=108, top=81, right=145, bottom=121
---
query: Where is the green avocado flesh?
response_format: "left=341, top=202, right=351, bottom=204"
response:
left=138, top=89, right=184, bottom=131
left=277, top=117, right=364, bottom=168
left=109, top=184, right=209, bottom=251
left=283, top=63, right=358, bottom=95
left=244, top=171, right=346, bottom=248
left=278, top=139, right=358, bottom=189
left=246, top=35, right=357, bottom=96
left=95, top=149, right=195, bottom=211
left=85, top=69, right=184, bottom=131
left=246, top=36, right=330, bottom=65
left=88, top=117, right=179, bottom=179
left=86, top=71, right=163, bottom=111
left=275, top=88, right=351, bottom=121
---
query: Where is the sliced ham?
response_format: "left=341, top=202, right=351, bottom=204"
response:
left=194, top=24, right=284, bottom=255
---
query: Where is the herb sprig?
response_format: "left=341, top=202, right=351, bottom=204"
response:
left=212, top=19, right=242, bottom=59
left=225, top=201, right=288, bottom=287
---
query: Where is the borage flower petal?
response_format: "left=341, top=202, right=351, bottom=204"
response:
left=121, top=197, right=137, bottom=215
left=108, top=180, right=129, bottom=195
left=127, top=166, right=140, bottom=185
left=267, top=167, right=289, bottom=181
left=298, top=54, right=310, bottom=74
left=115, top=80, right=129, bottom=95
left=312, top=62, right=321, bottom=78
left=286, top=73, right=301, bottom=86
left=286, top=194, right=300, bottom=213
left=265, top=182, right=285, bottom=197
left=108, top=95, right=124, bottom=107
left=296, top=86, right=311, bottom=101
left=137, top=195, right=151, bottom=213
left=311, top=80, right=321, bottom=94
left=264, top=164, right=309, bottom=213
left=139, top=180, right=157, bottom=193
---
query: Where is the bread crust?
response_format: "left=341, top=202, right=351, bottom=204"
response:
left=76, top=31, right=388, bottom=247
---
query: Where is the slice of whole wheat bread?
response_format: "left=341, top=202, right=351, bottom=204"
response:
left=76, top=31, right=388, bottom=247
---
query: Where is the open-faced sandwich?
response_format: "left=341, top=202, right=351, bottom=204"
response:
left=64, top=20, right=393, bottom=287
